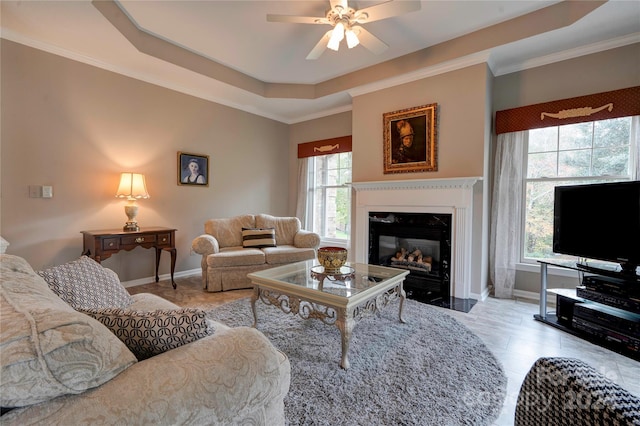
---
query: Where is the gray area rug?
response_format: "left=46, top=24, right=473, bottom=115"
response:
left=208, top=298, right=506, bottom=426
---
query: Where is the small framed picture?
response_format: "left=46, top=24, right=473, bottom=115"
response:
left=383, top=103, right=438, bottom=174
left=177, top=152, right=209, bottom=186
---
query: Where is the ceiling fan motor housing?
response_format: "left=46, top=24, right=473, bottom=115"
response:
left=326, top=6, right=366, bottom=28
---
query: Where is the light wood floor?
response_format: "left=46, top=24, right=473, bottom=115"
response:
left=129, top=276, right=640, bottom=426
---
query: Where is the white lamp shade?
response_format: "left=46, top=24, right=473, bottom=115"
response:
left=327, top=35, right=340, bottom=51
left=116, top=173, right=150, bottom=199
left=333, top=22, right=345, bottom=42
left=327, top=22, right=345, bottom=51
left=346, top=28, right=359, bottom=49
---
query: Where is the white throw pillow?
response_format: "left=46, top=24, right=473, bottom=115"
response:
left=37, top=256, right=133, bottom=310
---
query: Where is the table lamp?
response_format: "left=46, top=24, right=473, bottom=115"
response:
left=115, top=172, right=150, bottom=231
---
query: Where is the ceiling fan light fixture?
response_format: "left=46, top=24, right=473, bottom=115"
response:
left=267, top=0, right=420, bottom=59
left=327, top=34, right=340, bottom=51
left=327, top=21, right=345, bottom=51
left=346, top=28, right=359, bottom=48
left=333, top=21, right=345, bottom=41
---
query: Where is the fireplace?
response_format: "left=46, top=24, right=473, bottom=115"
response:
left=352, top=177, right=486, bottom=309
left=369, top=212, right=451, bottom=303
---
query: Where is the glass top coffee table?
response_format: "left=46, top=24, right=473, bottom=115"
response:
left=247, top=260, right=410, bottom=369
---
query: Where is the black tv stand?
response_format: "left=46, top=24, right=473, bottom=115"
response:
left=536, top=261, right=640, bottom=361
left=575, top=262, right=640, bottom=282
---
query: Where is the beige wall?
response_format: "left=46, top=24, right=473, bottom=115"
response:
left=352, top=64, right=490, bottom=183
left=492, top=43, right=640, bottom=295
left=1, top=40, right=289, bottom=281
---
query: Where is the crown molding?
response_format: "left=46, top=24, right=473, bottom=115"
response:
left=287, top=103, right=353, bottom=124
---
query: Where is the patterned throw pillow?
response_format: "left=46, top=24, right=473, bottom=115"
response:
left=242, top=227, right=277, bottom=248
left=37, top=256, right=133, bottom=310
left=80, top=308, right=213, bottom=360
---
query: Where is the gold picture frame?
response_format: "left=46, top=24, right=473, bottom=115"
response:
left=177, top=152, right=209, bottom=186
left=383, top=103, right=438, bottom=174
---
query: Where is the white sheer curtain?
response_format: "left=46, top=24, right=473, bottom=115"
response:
left=632, top=116, right=640, bottom=179
left=295, top=158, right=310, bottom=228
left=490, top=130, right=527, bottom=299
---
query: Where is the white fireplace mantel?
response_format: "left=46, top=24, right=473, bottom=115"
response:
left=351, top=177, right=482, bottom=300
left=350, top=177, right=481, bottom=192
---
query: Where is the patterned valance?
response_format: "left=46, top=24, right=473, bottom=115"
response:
left=297, top=135, right=352, bottom=158
left=495, top=86, right=640, bottom=134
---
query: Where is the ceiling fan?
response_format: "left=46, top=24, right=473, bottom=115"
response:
left=267, top=0, right=421, bottom=60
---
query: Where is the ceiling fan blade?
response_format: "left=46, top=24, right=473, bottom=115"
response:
left=267, top=14, right=329, bottom=24
left=355, top=0, right=421, bottom=24
left=306, top=30, right=333, bottom=60
left=352, top=26, right=388, bottom=55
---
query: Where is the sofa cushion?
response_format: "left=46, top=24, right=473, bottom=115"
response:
left=256, top=214, right=301, bottom=246
left=37, top=256, right=133, bottom=310
left=262, top=245, right=317, bottom=265
left=80, top=307, right=213, bottom=360
left=207, top=247, right=265, bottom=267
left=204, top=214, right=255, bottom=248
left=242, top=227, right=276, bottom=248
left=128, top=292, right=183, bottom=311
left=0, top=254, right=137, bottom=408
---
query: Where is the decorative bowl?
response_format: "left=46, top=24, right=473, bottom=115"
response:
left=317, top=246, right=348, bottom=273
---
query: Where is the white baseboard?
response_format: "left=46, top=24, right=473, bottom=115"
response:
left=470, top=286, right=491, bottom=301
left=120, top=268, right=201, bottom=288
left=513, top=289, right=556, bottom=307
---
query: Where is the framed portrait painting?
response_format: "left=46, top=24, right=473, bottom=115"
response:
left=383, top=103, right=438, bottom=174
left=177, top=152, right=209, bottom=186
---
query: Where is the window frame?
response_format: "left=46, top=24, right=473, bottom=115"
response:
left=306, top=152, right=352, bottom=245
left=519, top=117, right=636, bottom=266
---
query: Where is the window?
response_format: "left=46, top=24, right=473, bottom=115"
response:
left=307, top=152, right=352, bottom=242
left=522, top=116, right=636, bottom=264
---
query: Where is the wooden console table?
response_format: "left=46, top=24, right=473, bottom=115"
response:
left=81, top=227, right=177, bottom=289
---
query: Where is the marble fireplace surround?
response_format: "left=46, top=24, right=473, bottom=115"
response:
left=351, top=177, right=482, bottom=300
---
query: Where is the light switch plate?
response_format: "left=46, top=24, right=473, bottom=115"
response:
left=42, top=186, right=53, bottom=198
left=29, top=185, right=42, bottom=198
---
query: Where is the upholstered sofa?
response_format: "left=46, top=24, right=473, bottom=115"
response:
left=192, top=214, right=320, bottom=292
left=515, top=357, right=640, bottom=425
left=0, top=254, right=291, bottom=425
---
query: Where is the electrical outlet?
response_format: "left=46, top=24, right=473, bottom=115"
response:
left=42, top=186, right=53, bottom=198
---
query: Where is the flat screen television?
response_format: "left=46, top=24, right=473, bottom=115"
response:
left=553, top=180, right=640, bottom=278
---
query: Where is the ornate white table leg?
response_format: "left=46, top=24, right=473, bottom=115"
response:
left=335, top=308, right=354, bottom=369
left=250, top=286, right=260, bottom=328
left=398, top=283, right=407, bottom=324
